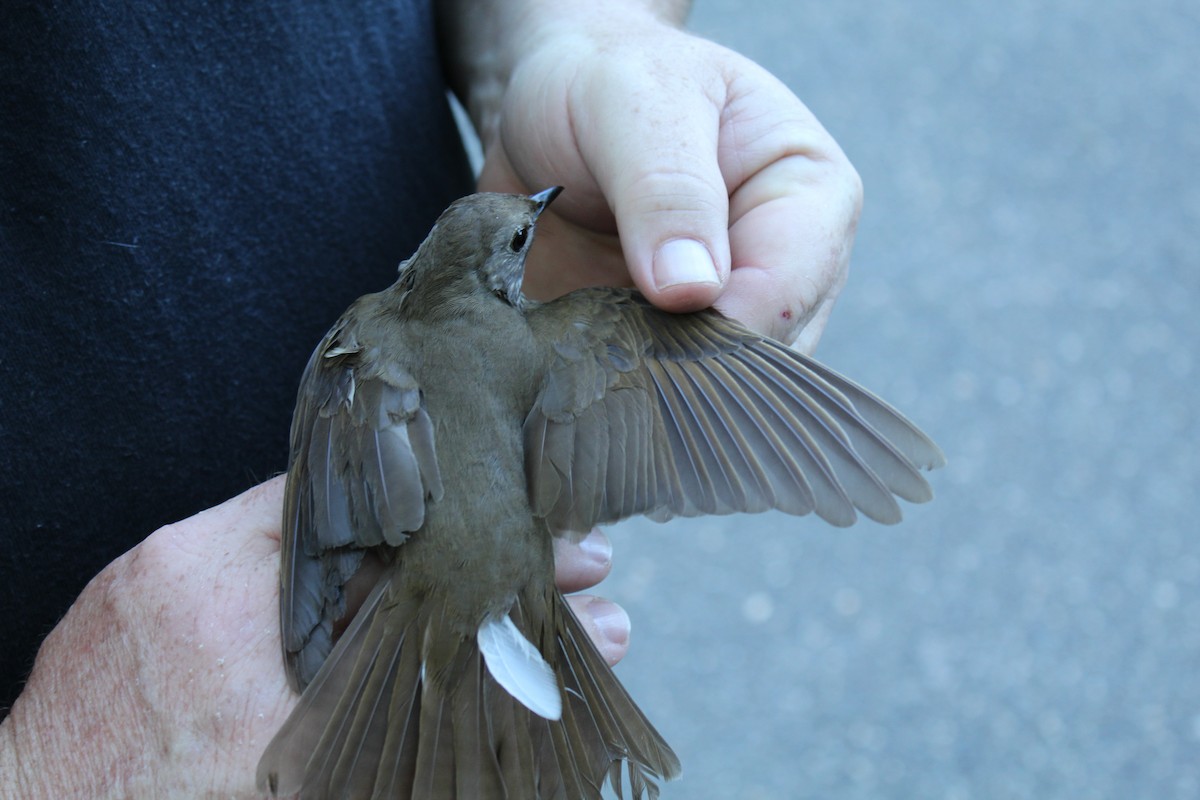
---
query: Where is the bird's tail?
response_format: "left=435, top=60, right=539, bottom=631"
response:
left=257, top=577, right=680, bottom=799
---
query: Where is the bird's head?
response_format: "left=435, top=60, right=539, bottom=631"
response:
left=397, top=187, right=562, bottom=312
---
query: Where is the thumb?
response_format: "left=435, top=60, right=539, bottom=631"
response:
left=572, top=55, right=731, bottom=311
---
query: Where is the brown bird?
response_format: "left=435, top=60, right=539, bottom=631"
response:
left=256, top=187, right=944, bottom=798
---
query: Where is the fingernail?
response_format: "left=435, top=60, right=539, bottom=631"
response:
left=578, top=528, right=612, bottom=567
left=653, top=238, right=719, bottom=289
left=588, top=598, right=630, bottom=647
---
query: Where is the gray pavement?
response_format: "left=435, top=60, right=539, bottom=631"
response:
left=597, top=2, right=1200, bottom=797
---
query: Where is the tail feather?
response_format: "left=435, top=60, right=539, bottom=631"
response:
left=451, top=648, right=506, bottom=797
left=550, top=593, right=681, bottom=793
left=546, top=714, right=595, bottom=799
left=322, top=625, right=404, bottom=794
left=258, top=576, right=679, bottom=798
left=258, top=578, right=393, bottom=797
left=368, top=649, right=422, bottom=799
left=411, top=686, right=455, bottom=797
left=489, top=676, right=539, bottom=797
left=557, top=694, right=611, bottom=794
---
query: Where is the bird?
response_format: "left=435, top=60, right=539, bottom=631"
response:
left=256, top=186, right=945, bottom=799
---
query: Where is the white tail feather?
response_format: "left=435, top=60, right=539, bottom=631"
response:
left=477, top=614, right=562, bottom=720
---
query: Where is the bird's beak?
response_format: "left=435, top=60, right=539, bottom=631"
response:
left=529, top=186, right=563, bottom=218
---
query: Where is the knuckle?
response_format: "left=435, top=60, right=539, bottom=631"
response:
left=620, top=159, right=728, bottom=218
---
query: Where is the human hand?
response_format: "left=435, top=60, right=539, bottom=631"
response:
left=0, top=477, right=626, bottom=798
left=443, top=0, right=862, bottom=353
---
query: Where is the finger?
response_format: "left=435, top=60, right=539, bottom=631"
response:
left=553, top=527, right=614, bottom=592
left=711, top=59, right=862, bottom=347
left=570, top=38, right=732, bottom=311
left=791, top=294, right=841, bottom=356
left=566, top=594, right=631, bottom=666
left=715, top=169, right=856, bottom=347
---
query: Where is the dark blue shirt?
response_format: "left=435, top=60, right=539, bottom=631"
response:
left=0, top=0, right=474, bottom=709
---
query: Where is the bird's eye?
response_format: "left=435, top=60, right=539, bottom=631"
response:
left=509, top=225, right=530, bottom=253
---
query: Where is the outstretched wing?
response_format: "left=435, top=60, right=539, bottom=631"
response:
left=280, top=312, right=443, bottom=690
left=524, top=288, right=944, bottom=533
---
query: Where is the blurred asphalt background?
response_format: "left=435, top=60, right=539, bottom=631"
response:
left=592, top=2, right=1200, bottom=798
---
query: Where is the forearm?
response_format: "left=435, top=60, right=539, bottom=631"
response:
left=437, top=0, right=692, bottom=145
left=0, top=715, right=38, bottom=798
left=0, top=586, right=153, bottom=799
left=0, top=688, right=119, bottom=799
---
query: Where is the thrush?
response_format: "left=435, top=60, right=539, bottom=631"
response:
left=256, top=187, right=944, bottom=798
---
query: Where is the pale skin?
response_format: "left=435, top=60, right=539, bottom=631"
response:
left=0, top=1, right=861, bottom=795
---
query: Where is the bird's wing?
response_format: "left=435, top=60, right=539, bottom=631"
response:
left=280, top=313, right=442, bottom=690
left=523, top=288, right=944, bottom=533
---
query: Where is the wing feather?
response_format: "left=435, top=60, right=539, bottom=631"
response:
left=280, top=314, right=441, bottom=690
left=524, top=288, right=942, bottom=533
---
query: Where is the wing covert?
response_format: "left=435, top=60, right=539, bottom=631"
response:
left=280, top=316, right=442, bottom=689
